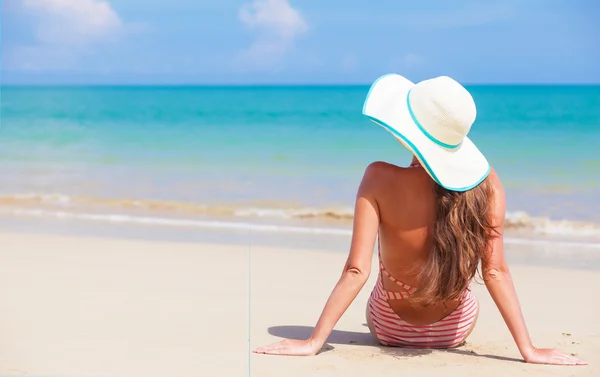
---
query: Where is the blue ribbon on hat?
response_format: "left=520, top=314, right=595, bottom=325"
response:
left=406, top=89, right=461, bottom=149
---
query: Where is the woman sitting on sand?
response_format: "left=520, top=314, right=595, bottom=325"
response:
left=254, top=74, right=586, bottom=366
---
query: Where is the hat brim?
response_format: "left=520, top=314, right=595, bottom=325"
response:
left=362, top=74, right=490, bottom=192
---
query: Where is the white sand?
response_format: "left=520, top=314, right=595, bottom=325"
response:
left=0, top=232, right=597, bottom=376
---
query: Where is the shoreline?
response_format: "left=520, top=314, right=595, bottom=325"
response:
left=1, top=191, right=600, bottom=241
left=1, top=232, right=598, bottom=376
left=2, top=213, right=600, bottom=274
left=2, top=205, right=600, bottom=244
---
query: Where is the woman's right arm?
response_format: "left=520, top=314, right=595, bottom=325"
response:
left=482, top=171, right=586, bottom=365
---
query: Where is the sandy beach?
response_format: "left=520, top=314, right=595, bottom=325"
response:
left=0, top=232, right=598, bottom=376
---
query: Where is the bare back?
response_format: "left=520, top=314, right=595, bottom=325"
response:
left=370, top=161, right=466, bottom=325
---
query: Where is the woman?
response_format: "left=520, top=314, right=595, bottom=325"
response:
left=253, top=74, right=586, bottom=365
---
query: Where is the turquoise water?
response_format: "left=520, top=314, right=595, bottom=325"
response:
left=1, top=85, right=599, bottom=238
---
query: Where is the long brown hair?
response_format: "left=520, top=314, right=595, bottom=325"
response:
left=410, top=177, right=498, bottom=306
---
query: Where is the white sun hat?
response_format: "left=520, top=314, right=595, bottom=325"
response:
left=362, top=74, right=490, bottom=192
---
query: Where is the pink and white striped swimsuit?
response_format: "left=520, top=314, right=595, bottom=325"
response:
left=367, top=248, right=479, bottom=348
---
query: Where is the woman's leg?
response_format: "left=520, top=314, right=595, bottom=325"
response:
left=365, top=302, right=384, bottom=345
left=449, top=297, right=480, bottom=348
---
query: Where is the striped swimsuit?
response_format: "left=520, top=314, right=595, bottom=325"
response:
left=367, top=243, right=479, bottom=348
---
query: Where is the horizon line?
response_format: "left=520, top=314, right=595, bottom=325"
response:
left=2, top=82, right=600, bottom=87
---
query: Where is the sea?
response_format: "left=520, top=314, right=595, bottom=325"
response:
left=1, top=85, right=599, bottom=253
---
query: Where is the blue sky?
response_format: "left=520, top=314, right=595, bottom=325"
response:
left=2, top=0, right=598, bottom=84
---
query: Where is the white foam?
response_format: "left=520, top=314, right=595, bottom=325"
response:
left=3, top=192, right=599, bottom=239
left=233, top=208, right=291, bottom=218
left=9, top=192, right=72, bottom=205
left=9, top=209, right=352, bottom=235
left=504, top=210, right=600, bottom=238
left=7, top=208, right=600, bottom=249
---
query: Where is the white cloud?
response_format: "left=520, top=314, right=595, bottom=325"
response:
left=5, top=0, right=130, bottom=71
left=23, top=0, right=124, bottom=46
left=237, top=0, right=308, bottom=70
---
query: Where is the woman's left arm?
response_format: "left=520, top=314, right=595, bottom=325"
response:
left=253, top=164, right=381, bottom=356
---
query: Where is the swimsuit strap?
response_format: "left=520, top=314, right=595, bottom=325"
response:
left=377, top=234, right=417, bottom=300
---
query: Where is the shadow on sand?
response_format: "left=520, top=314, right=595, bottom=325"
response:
left=267, top=324, right=522, bottom=363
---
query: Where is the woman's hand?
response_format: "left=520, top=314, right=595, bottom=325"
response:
left=253, top=338, right=320, bottom=356
left=523, top=347, right=587, bottom=365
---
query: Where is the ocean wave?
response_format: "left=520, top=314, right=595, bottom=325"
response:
left=6, top=209, right=353, bottom=236
left=3, top=208, right=600, bottom=249
left=1, top=192, right=600, bottom=239
left=233, top=207, right=355, bottom=221
left=504, top=211, right=600, bottom=238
